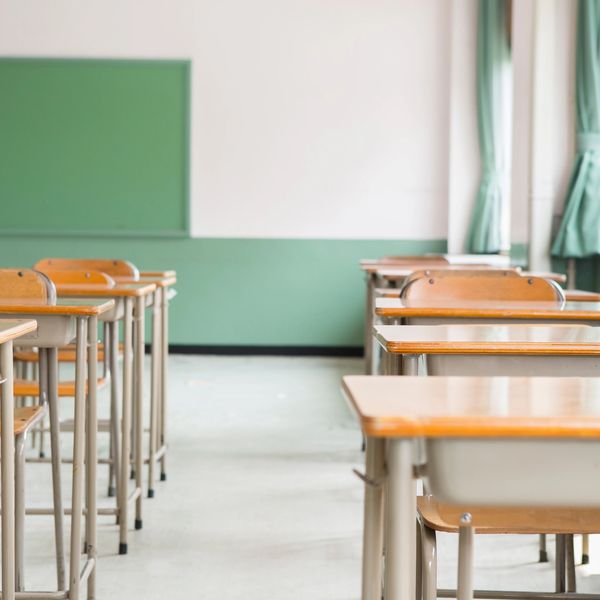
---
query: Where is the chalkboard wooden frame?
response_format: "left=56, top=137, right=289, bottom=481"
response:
left=0, top=57, right=191, bottom=238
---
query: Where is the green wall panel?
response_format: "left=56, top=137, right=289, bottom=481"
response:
left=0, top=236, right=446, bottom=348
left=0, top=58, right=190, bottom=236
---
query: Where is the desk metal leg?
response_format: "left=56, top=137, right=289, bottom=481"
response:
left=362, top=436, right=386, bottom=600
left=109, top=322, right=121, bottom=515
left=384, top=438, right=416, bottom=600
left=148, top=289, right=160, bottom=498
left=160, top=289, right=169, bottom=482
left=364, top=274, right=375, bottom=374
left=15, top=434, right=26, bottom=592
left=120, top=298, right=133, bottom=554
left=69, top=318, right=88, bottom=600
left=1, top=340, right=16, bottom=600
left=134, top=297, right=144, bottom=530
left=86, top=316, right=98, bottom=600
left=46, top=348, right=66, bottom=591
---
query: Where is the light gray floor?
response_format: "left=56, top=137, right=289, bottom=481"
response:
left=18, top=355, right=600, bottom=598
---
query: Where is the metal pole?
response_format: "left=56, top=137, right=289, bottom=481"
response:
left=119, top=298, right=133, bottom=554
left=457, top=514, right=474, bottom=600
left=134, top=297, right=144, bottom=529
left=45, top=348, right=66, bottom=590
left=160, top=287, right=169, bottom=482
left=69, top=318, right=88, bottom=600
left=383, top=438, right=416, bottom=600
left=1, top=340, right=16, bottom=600
left=361, top=437, right=386, bottom=600
left=86, top=315, right=98, bottom=600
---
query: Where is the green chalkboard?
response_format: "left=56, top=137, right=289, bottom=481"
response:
left=0, top=58, right=190, bottom=237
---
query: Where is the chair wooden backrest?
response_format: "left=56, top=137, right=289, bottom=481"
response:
left=34, top=258, right=139, bottom=281
left=0, top=269, right=56, bottom=304
left=400, top=273, right=565, bottom=303
left=400, top=268, right=522, bottom=293
left=40, top=269, right=116, bottom=288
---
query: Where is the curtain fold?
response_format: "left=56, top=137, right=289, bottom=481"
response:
left=552, top=0, right=600, bottom=258
left=466, top=0, right=511, bottom=254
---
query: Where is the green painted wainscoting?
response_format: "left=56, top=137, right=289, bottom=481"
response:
left=0, top=236, right=445, bottom=349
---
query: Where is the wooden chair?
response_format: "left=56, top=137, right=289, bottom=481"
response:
left=0, top=269, right=58, bottom=588
left=37, top=269, right=116, bottom=288
left=401, top=273, right=565, bottom=302
left=12, top=269, right=115, bottom=495
left=418, top=493, right=597, bottom=598
left=399, top=268, right=521, bottom=294
left=15, top=270, right=116, bottom=363
left=399, top=273, right=581, bottom=571
left=0, top=269, right=56, bottom=304
left=34, top=258, right=140, bottom=281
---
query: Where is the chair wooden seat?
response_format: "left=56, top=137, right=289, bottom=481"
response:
left=13, top=406, right=45, bottom=436
left=418, top=495, right=600, bottom=535
left=14, top=343, right=123, bottom=363
left=14, top=377, right=107, bottom=397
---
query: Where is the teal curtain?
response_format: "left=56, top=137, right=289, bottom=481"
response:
left=466, top=0, right=511, bottom=254
left=552, top=0, right=600, bottom=258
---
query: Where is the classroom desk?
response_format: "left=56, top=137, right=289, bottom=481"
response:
left=375, top=298, right=600, bottom=322
left=374, top=324, right=600, bottom=377
left=54, top=281, right=157, bottom=547
left=343, top=375, right=600, bottom=600
left=565, top=290, right=600, bottom=302
left=0, top=320, right=38, bottom=600
left=0, top=299, right=113, bottom=600
left=361, top=261, right=568, bottom=374
left=117, top=273, right=177, bottom=492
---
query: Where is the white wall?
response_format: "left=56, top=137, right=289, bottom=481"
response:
left=0, top=0, right=455, bottom=240
left=447, top=0, right=480, bottom=254
left=511, top=0, right=576, bottom=268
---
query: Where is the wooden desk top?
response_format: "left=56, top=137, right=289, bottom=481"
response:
left=375, top=324, right=600, bottom=355
left=375, top=298, right=600, bottom=321
left=140, top=270, right=176, bottom=278
left=138, top=275, right=177, bottom=288
left=566, top=290, right=600, bottom=302
left=0, top=298, right=115, bottom=316
left=55, top=282, right=157, bottom=298
left=343, top=375, right=600, bottom=438
left=112, top=272, right=177, bottom=287
left=0, top=320, right=38, bottom=344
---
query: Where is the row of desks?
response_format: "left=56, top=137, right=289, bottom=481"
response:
left=353, top=257, right=600, bottom=600
left=0, top=270, right=176, bottom=600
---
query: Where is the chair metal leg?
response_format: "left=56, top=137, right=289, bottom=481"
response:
left=539, top=534, right=548, bottom=563
left=556, top=535, right=566, bottom=593
left=582, top=534, right=590, bottom=565
left=416, top=520, right=422, bottom=600
left=566, top=534, right=576, bottom=593
left=457, top=514, right=474, bottom=600
left=419, top=521, right=437, bottom=600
